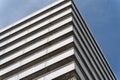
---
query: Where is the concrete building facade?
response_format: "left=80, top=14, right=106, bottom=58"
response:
left=0, top=0, right=116, bottom=80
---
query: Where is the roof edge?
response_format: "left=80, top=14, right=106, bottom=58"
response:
left=0, top=0, right=65, bottom=33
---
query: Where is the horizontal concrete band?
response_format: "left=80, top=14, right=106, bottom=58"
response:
left=0, top=0, right=70, bottom=35
left=0, top=24, right=72, bottom=66
left=0, top=16, right=72, bottom=59
left=0, top=5, right=72, bottom=48
left=0, top=43, right=73, bottom=78
left=1, top=54, right=75, bottom=80
left=0, top=0, right=71, bottom=42
left=1, top=14, right=72, bottom=50
left=0, top=32, right=73, bottom=69
left=53, top=70, right=80, bottom=80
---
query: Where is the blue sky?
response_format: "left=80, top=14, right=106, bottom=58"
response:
left=75, top=0, right=120, bottom=79
left=0, top=0, right=120, bottom=79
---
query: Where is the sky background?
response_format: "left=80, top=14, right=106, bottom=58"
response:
left=0, top=0, right=120, bottom=79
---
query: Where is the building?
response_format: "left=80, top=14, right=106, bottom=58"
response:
left=0, top=0, right=116, bottom=80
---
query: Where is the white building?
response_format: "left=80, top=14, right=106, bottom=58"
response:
left=0, top=0, right=116, bottom=80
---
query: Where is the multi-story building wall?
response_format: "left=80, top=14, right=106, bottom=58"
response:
left=0, top=0, right=116, bottom=80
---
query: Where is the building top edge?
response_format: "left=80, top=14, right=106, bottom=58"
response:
left=0, top=0, right=68, bottom=33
